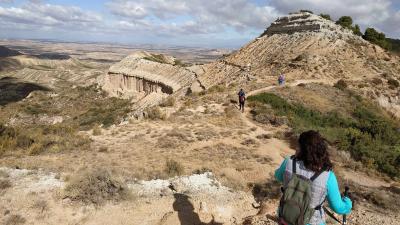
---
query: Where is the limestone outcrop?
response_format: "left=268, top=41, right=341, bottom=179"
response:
left=261, top=12, right=354, bottom=37
left=104, top=52, right=196, bottom=99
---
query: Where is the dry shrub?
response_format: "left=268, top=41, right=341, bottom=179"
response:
left=164, top=159, right=184, bottom=177
left=250, top=179, right=282, bottom=203
left=63, top=169, right=129, bottom=205
left=193, top=167, right=212, bottom=174
left=4, top=215, right=26, bottom=225
left=371, top=78, right=383, bottom=85
left=92, top=125, right=102, bottom=136
left=32, top=200, right=48, bottom=213
left=256, top=134, right=272, bottom=140
left=241, top=138, right=259, bottom=147
left=159, top=97, right=176, bottom=107
left=0, top=178, right=12, bottom=189
left=388, top=78, right=399, bottom=88
left=145, top=106, right=166, bottom=120
left=334, top=79, right=348, bottom=90
left=98, top=146, right=108, bottom=152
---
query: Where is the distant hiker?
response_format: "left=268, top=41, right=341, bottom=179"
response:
left=238, top=89, right=246, bottom=113
left=275, top=130, right=352, bottom=225
left=278, top=74, right=285, bottom=86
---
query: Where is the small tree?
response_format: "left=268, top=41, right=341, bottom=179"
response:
left=320, top=14, right=331, bottom=21
left=336, top=16, right=353, bottom=29
left=363, top=28, right=391, bottom=50
left=352, top=24, right=362, bottom=36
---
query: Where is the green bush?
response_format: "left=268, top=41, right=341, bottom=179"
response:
left=363, top=28, right=391, bottom=50
left=77, top=98, right=131, bottom=129
left=336, top=16, right=353, bottom=29
left=248, top=92, right=400, bottom=178
left=319, top=14, right=331, bottom=20
left=352, top=24, right=362, bottom=36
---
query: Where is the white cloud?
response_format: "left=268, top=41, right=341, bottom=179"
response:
left=0, top=0, right=399, bottom=47
left=108, top=0, right=281, bottom=35
left=0, top=1, right=102, bottom=31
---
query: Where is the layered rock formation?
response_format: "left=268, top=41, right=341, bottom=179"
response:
left=261, top=12, right=354, bottom=37
left=104, top=52, right=196, bottom=99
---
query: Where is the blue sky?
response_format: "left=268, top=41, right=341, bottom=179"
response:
left=0, top=0, right=399, bottom=48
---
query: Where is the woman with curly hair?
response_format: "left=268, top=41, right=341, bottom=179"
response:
left=275, top=130, right=352, bottom=225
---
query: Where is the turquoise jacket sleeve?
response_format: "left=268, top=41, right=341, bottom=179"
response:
left=326, top=171, right=352, bottom=215
left=275, top=157, right=289, bottom=183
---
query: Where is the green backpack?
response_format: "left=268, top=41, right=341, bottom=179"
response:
left=278, top=158, right=324, bottom=225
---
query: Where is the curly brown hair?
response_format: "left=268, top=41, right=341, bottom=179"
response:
left=297, top=130, right=333, bottom=172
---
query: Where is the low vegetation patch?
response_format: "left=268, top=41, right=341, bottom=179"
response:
left=143, top=54, right=169, bottom=64
left=63, top=169, right=130, bottom=205
left=248, top=92, right=400, bottom=178
left=0, top=123, right=90, bottom=156
left=164, top=159, right=184, bottom=177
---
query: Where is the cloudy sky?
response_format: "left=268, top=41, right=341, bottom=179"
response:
left=0, top=0, right=399, bottom=48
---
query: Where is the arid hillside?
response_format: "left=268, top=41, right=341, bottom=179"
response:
left=0, top=12, right=400, bottom=225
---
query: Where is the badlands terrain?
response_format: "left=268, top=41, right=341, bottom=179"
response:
left=1, top=12, right=400, bottom=225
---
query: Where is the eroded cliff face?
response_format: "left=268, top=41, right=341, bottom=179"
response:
left=103, top=52, right=195, bottom=99
left=106, top=73, right=173, bottom=98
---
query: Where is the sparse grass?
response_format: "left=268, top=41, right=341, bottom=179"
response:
left=164, top=159, right=184, bottom=177
left=248, top=91, right=400, bottom=178
left=4, top=215, right=26, bottom=225
left=63, top=169, right=130, bottom=205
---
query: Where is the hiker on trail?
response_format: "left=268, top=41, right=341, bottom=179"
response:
left=238, top=89, right=246, bottom=113
left=275, top=130, right=352, bottom=225
left=278, top=74, right=285, bottom=86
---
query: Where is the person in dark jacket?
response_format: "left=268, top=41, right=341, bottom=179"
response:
left=238, top=89, right=246, bottom=113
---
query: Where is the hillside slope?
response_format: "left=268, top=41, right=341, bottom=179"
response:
left=200, top=12, right=400, bottom=118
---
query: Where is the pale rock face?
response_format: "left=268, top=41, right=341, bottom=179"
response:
left=103, top=51, right=196, bottom=99
left=263, top=12, right=355, bottom=39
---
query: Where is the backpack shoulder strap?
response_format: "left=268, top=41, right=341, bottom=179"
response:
left=292, top=157, right=297, bottom=174
left=310, top=169, right=324, bottom=182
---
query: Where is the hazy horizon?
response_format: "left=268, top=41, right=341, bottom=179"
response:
left=1, top=0, right=399, bottom=48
